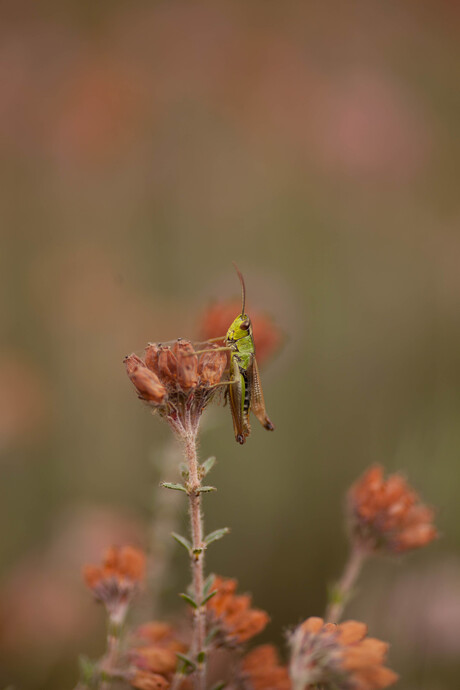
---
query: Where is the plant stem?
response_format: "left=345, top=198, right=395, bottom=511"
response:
left=325, top=547, right=366, bottom=624
left=184, top=425, right=207, bottom=690
left=100, top=614, right=124, bottom=690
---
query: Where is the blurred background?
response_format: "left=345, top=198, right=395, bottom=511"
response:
left=0, top=0, right=459, bottom=688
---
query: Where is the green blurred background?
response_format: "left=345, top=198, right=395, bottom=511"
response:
left=1, top=0, right=459, bottom=688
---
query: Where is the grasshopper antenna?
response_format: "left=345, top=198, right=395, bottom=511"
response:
left=232, top=262, right=246, bottom=315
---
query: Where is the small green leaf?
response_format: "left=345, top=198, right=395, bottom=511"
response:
left=193, top=547, right=203, bottom=556
left=327, top=583, right=344, bottom=606
left=78, top=655, right=95, bottom=679
left=204, top=527, right=230, bottom=546
left=202, top=573, right=215, bottom=597
left=201, top=590, right=217, bottom=606
left=205, top=627, right=219, bottom=645
left=200, top=456, right=216, bottom=477
left=197, top=485, right=217, bottom=493
left=179, top=592, right=198, bottom=609
left=172, top=532, right=192, bottom=553
left=78, top=655, right=99, bottom=688
left=160, top=481, right=187, bottom=493
left=197, top=650, right=206, bottom=664
left=212, top=683, right=227, bottom=690
left=176, top=652, right=196, bottom=671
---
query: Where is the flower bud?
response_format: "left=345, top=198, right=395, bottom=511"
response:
left=124, top=353, right=145, bottom=376
left=198, top=344, right=227, bottom=387
left=172, top=339, right=199, bottom=391
left=124, top=355, right=167, bottom=405
left=157, top=346, right=178, bottom=387
left=144, top=343, right=161, bottom=376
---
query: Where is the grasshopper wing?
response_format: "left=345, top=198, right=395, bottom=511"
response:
left=249, top=357, right=275, bottom=431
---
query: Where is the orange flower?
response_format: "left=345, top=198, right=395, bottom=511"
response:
left=130, top=671, right=170, bottom=690
left=348, top=465, right=437, bottom=554
left=207, top=576, right=269, bottom=647
left=129, top=622, right=187, bottom=690
left=289, top=617, right=398, bottom=690
left=124, top=339, right=227, bottom=435
left=199, top=301, right=281, bottom=366
left=241, top=645, right=290, bottom=690
left=83, top=545, right=145, bottom=618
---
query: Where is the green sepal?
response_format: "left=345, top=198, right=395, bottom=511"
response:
left=179, top=592, right=198, bottom=609
left=204, top=527, right=230, bottom=546
left=197, top=485, right=217, bottom=493
left=160, top=481, right=187, bottom=493
left=172, top=532, right=192, bottom=554
left=180, top=463, right=189, bottom=480
left=200, top=456, right=216, bottom=477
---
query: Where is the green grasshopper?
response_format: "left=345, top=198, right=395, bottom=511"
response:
left=201, top=265, right=274, bottom=444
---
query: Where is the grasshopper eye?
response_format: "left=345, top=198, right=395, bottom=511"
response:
left=240, top=319, right=250, bottom=331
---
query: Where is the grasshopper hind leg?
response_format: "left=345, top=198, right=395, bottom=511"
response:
left=250, top=357, right=275, bottom=432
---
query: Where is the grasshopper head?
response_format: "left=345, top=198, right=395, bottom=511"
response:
left=226, top=313, right=252, bottom=342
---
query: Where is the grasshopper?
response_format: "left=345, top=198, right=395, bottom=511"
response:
left=199, top=265, right=274, bottom=444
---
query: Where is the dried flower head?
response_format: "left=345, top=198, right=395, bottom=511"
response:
left=124, top=339, right=227, bottom=436
left=348, top=465, right=437, bottom=554
left=207, top=576, right=270, bottom=647
left=83, top=545, right=145, bottom=620
left=289, top=617, right=398, bottom=690
left=199, top=301, right=281, bottom=366
left=129, top=621, right=187, bottom=690
left=241, top=644, right=290, bottom=690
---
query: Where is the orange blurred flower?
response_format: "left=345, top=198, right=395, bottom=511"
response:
left=207, top=576, right=269, bottom=647
left=83, top=545, right=145, bottom=619
left=348, top=465, right=437, bottom=554
left=199, top=300, right=282, bottom=366
left=0, top=354, right=50, bottom=453
left=130, top=671, right=170, bottom=690
left=241, top=644, right=290, bottom=690
left=129, top=622, right=187, bottom=690
left=289, top=617, right=398, bottom=690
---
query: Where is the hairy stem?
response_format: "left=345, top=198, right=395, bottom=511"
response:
left=99, top=613, right=125, bottom=690
left=325, top=547, right=366, bottom=624
left=184, top=427, right=207, bottom=690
